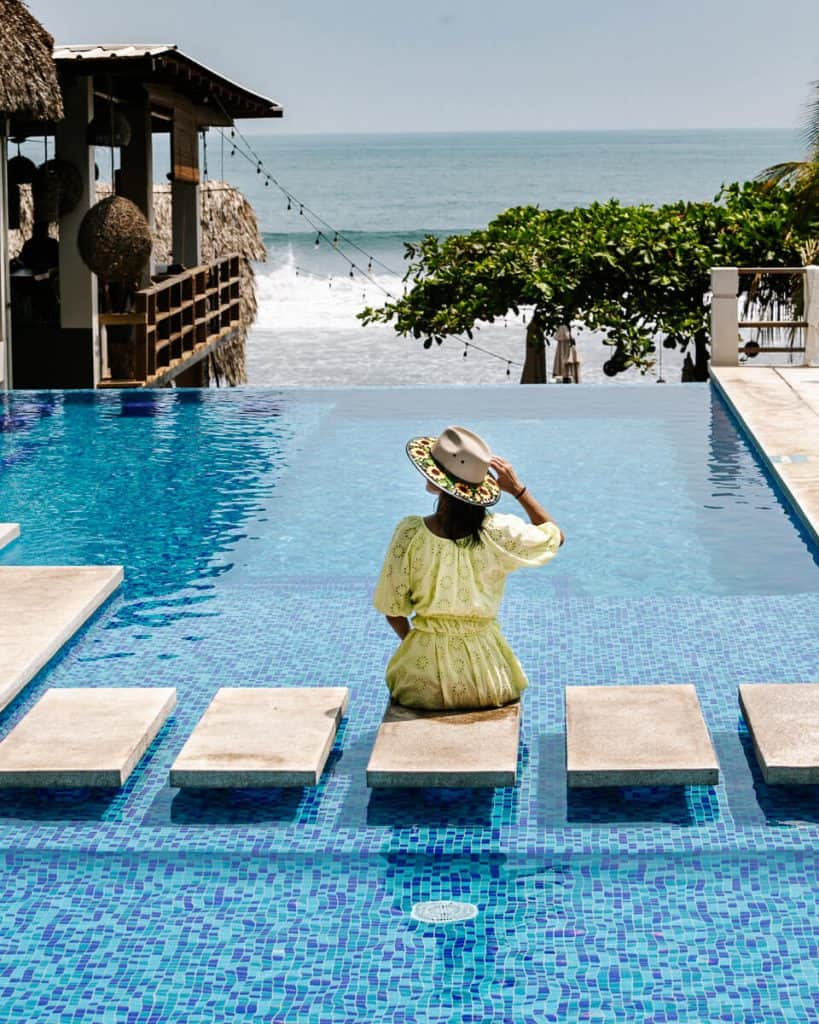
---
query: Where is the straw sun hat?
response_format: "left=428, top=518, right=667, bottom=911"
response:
left=406, top=425, right=501, bottom=507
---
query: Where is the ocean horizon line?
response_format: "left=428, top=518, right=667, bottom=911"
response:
left=239, top=125, right=798, bottom=140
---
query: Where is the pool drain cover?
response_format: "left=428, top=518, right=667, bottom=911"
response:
left=411, top=900, right=478, bottom=923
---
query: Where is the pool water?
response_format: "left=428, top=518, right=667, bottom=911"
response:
left=0, top=385, right=817, bottom=1022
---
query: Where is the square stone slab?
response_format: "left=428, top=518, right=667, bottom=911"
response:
left=739, top=683, right=819, bottom=784
left=0, top=524, right=20, bottom=551
left=366, top=702, right=521, bottom=788
left=0, top=565, right=123, bottom=713
left=566, top=685, right=719, bottom=787
left=170, top=687, right=349, bottom=788
left=0, top=687, right=176, bottom=788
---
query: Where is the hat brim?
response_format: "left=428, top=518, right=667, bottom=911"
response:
left=406, top=436, right=501, bottom=507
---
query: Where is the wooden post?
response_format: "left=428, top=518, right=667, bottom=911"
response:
left=804, top=266, right=819, bottom=367
left=710, top=267, right=739, bottom=367
left=171, top=109, right=201, bottom=268
left=119, top=94, right=154, bottom=286
left=0, top=118, right=10, bottom=388
left=55, top=75, right=100, bottom=384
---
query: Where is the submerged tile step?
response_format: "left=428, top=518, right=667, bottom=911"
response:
left=366, top=701, right=521, bottom=788
left=0, top=524, right=20, bottom=551
left=566, top=684, right=719, bottom=787
left=0, top=566, right=123, bottom=713
left=170, top=687, right=349, bottom=788
left=0, top=687, right=176, bottom=788
left=739, top=682, right=819, bottom=784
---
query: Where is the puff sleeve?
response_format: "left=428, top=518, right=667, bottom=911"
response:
left=373, top=517, right=420, bottom=616
left=482, top=512, right=562, bottom=572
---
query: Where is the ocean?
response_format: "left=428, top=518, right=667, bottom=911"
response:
left=206, top=129, right=799, bottom=386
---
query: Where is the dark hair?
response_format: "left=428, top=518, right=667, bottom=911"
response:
left=437, top=492, right=487, bottom=547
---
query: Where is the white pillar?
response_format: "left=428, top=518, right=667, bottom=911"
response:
left=710, top=267, right=739, bottom=367
left=55, top=76, right=100, bottom=383
left=804, top=265, right=819, bottom=366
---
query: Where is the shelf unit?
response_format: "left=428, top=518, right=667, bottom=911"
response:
left=99, top=253, right=242, bottom=387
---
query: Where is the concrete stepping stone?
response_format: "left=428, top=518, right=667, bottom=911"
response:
left=739, top=683, right=819, bottom=784
left=366, top=701, right=521, bottom=788
left=0, top=565, right=123, bottom=713
left=566, top=684, right=719, bottom=787
left=0, top=687, right=176, bottom=788
left=0, top=524, right=20, bottom=550
left=170, top=687, right=349, bottom=788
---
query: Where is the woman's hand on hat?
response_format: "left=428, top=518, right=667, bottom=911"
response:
left=489, top=456, right=524, bottom=495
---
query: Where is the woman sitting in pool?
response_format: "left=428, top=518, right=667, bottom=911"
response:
left=374, top=425, right=564, bottom=711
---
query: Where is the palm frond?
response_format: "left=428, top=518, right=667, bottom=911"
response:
left=754, top=160, right=811, bottom=188
left=800, top=80, right=819, bottom=157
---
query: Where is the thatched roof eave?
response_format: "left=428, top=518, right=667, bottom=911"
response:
left=0, top=0, right=63, bottom=122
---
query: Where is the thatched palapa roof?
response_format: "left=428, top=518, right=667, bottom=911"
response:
left=0, top=1, right=63, bottom=122
left=10, top=181, right=265, bottom=386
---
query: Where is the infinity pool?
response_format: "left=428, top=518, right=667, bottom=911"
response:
left=0, top=386, right=817, bottom=1022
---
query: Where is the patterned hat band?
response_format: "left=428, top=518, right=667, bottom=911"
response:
left=406, top=428, right=501, bottom=507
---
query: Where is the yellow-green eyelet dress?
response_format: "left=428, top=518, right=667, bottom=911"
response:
left=373, top=513, right=562, bottom=710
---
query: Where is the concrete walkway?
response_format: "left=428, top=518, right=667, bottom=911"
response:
left=710, top=366, right=819, bottom=546
left=0, top=566, right=123, bottom=713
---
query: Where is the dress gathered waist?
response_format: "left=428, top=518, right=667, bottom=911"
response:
left=411, top=615, right=496, bottom=638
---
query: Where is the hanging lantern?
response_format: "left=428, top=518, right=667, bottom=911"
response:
left=32, top=159, right=83, bottom=223
left=8, top=155, right=37, bottom=186
left=7, top=155, right=38, bottom=230
left=87, top=109, right=132, bottom=148
left=77, top=196, right=152, bottom=284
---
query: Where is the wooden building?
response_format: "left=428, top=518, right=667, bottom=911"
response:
left=4, top=39, right=281, bottom=389
left=0, top=0, right=64, bottom=389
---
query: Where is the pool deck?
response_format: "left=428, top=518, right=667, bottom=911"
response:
left=710, top=366, right=819, bottom=546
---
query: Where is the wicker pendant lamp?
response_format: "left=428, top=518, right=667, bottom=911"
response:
left=77, top=195, right=152, bottom=284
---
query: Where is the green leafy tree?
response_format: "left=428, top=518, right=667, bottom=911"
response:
left=361, top=183, right=807, bottom=382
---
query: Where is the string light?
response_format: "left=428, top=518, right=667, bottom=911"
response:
left=213, top=116, right=523, bottom=371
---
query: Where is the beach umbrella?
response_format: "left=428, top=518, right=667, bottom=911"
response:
left=552, top=324, right=573, bottom=381
left=565, top=343, right=581, bottom=383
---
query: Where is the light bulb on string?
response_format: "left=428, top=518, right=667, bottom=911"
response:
left=463, top=343, right=468, bottom=358
left=367, top=259, right=373, bottom=274
left=333, top=232, right=339, bottom=247
left=286, top=197, right=291, bottom=211
left=264, top=178, right=269, bottom=187
left=506, top=361, right=511, bottom=377
left=314, top=234, right=320, bottom=247
left=349, top=266, right=355, bottom=279
left=299, top=205, right=303, bottom=216
left=328, top=276, right=333, bottom=289
left=256, top=162, right=262, bottom=175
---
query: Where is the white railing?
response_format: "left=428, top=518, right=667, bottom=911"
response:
left=710, top=266, right=819, bottom=367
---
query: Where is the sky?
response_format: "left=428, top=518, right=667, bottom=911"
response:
left=28, top=0, right=819, bottom=137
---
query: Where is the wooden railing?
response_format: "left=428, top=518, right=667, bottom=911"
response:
left=98, top=254, right=242, bottom=386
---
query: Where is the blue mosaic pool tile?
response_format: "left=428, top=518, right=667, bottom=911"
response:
left=0, top=849, right=817, bottom=1023
left=0, top=386, right=817, bottom=1021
